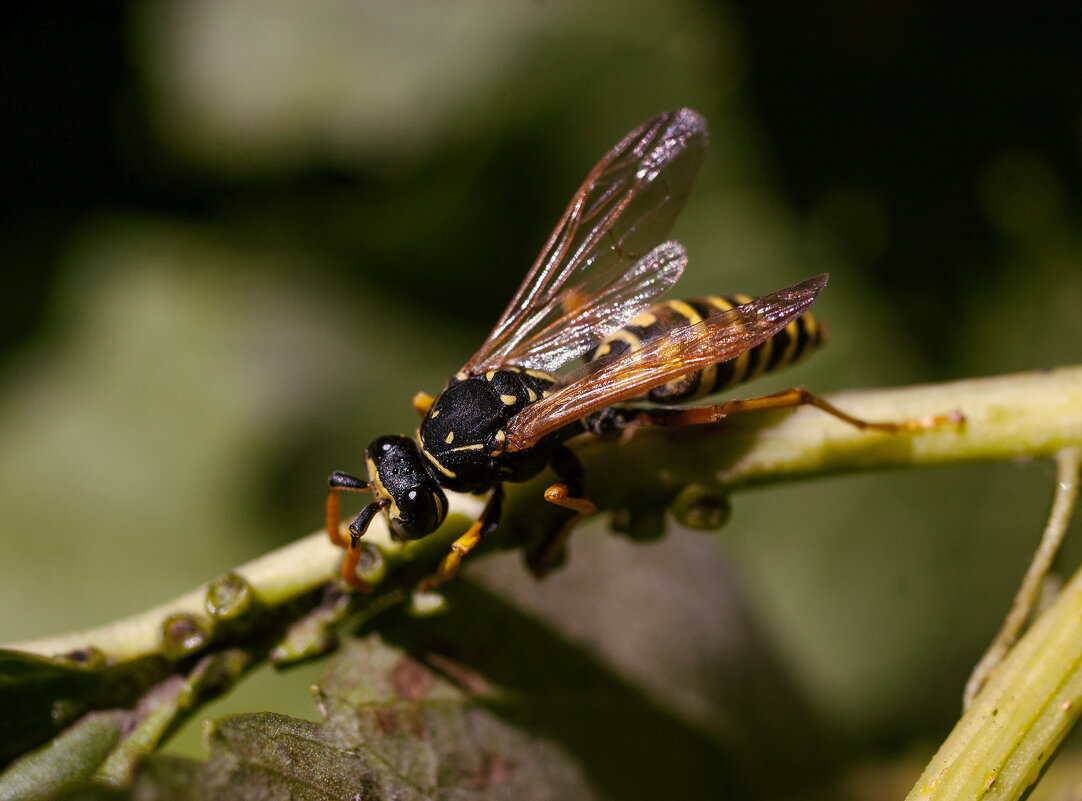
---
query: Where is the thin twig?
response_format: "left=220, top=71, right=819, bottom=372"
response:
left=963, top=447, right=1082, bottom=709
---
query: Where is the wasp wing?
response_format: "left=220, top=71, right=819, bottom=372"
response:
left=461, top=109, right=708, bottom=375
left=504, top=274, right=829, bottom=452
left=500, top=240, right=688, bottom=373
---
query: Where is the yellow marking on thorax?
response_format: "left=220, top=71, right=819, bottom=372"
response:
left=420, top=446, right=456, bottom=479
left=445, top=431, right=454, bottom=444
left=500, top=394, right=517, bottom=405
left=449, top=443, right=485, bottom=453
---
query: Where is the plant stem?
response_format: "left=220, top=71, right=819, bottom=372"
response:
left=6, top=365, right=1081, bottom=664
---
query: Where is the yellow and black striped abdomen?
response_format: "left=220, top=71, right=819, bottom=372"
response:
left=589, top=295, right=826, bottom=404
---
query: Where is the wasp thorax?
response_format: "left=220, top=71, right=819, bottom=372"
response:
left=364, top=435, right=447, bottom=541
left=418, top=369, right=556, bottom=493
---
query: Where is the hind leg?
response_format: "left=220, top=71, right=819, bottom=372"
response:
left=529, top=446, right=597, bottom=576
left=630, top=386, right=964, bottom=432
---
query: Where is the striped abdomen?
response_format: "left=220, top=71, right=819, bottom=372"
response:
left=589, top=295, right=825, bottom=404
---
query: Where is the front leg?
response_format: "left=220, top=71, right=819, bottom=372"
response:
left=326, top=470, right=385, bottom=592
left=418, top=485, right=505, bottom=592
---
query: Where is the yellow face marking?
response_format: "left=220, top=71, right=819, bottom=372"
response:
left=445, top=431, right=454, bottom=444
left=431, top=492, right=444, bottom=521
left=500, top=394, right=517, bottom=405
left=365, top=454, right=401, bottom=522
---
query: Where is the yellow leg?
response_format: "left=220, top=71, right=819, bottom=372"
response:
left=325, top=489, right=348, bottom=548
left=413, top=391, right=435, bottom=416
left=326, top=471, right=380, bottom=592
left=637, top=387, right=964, bottom=433
left=418, top=521, right=485, bottom=593
left=417, top=486, right=504, bottom=592
left=528, top=483, right=598, bottom=577
left=544, top=483, right=597, bottom=515
left=340, top=541, right=374, bottom=593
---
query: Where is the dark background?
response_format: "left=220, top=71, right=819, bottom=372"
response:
left=2, top=1, right=1080, bottom=796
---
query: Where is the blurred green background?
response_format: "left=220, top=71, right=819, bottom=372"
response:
left=2, top=1, right=1081, bottom=796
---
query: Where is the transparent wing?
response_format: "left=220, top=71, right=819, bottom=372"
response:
left=462, top=108, right=708, bottom=375
left=501, top=241, right=687, bottom=372
left=505, top=274, right=829, bottom=451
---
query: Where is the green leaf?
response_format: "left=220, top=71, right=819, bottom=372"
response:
left=125, top=634, right=602, bottom=800
left=113, top=579, right=800, bottom=800
left=0, top=649, right=145, bottom=768
left=0, top=710, right=126, bottom=801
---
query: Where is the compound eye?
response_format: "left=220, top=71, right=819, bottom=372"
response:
left=390, top=484, right=446, bottom=541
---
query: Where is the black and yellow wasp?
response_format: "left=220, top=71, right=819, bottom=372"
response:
left=326, top=108, right=954, bottom=592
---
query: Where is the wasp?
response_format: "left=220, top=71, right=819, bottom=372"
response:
left=326, top=108, right=958, bottom=592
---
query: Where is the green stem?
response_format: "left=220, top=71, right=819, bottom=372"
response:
left=905, top=448, right=1082, bottom=800
left=6, top=365, right=1082, bottom=665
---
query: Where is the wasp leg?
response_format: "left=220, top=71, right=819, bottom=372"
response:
left=530, top=446, right=597, bottom=577
left=631, top=387, right=964, bottom=433
left=326, top=471, right=369, bottom=548
left=418, top=485, right=505, bottom=593
left=413, top=391, right=435, bottom=416
left=327, top=471, right=386, bottom=592
left=336, top=500, right=386, bottom=592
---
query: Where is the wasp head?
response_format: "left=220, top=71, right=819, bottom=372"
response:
left=364, top=435, right=447, bottom=541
